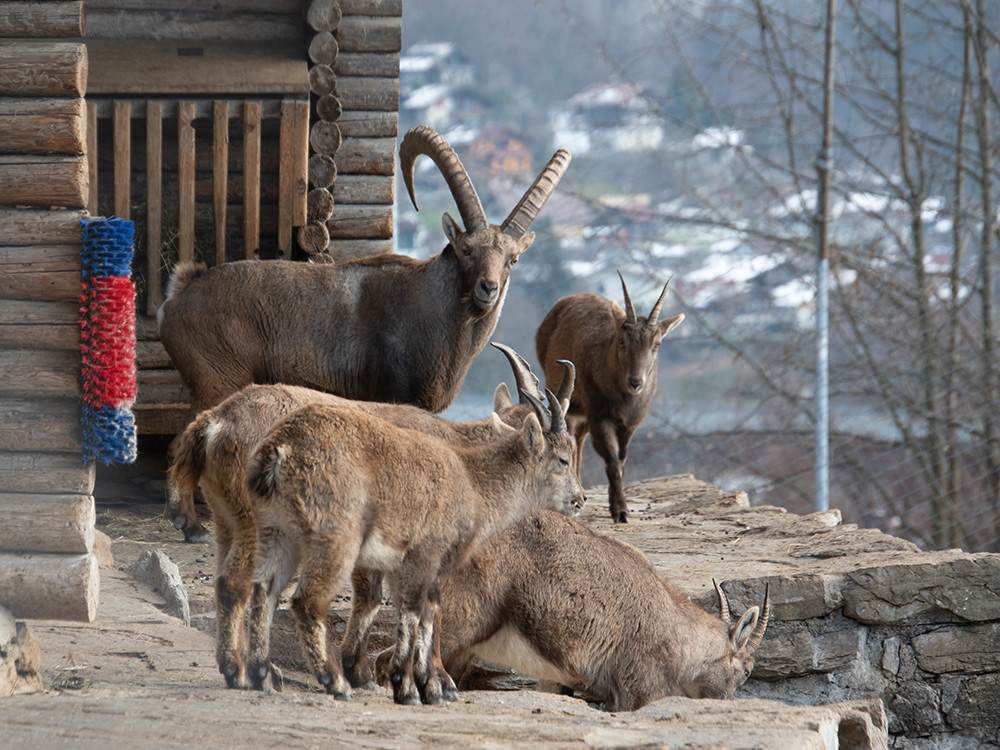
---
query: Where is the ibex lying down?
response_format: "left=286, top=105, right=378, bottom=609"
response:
left=158, top=125, right=571, bottom=542
left=435, top=511, right=769, bottom=710
left=245, top=390, right=583, bottom=705
left=536, top=272, right=684, bottom=522
left=168, top=344, right=574, bottom=693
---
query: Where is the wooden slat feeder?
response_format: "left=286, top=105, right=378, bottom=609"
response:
left=85, top=39, right=310, bottom=316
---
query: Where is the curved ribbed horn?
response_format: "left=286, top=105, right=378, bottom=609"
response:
left=491, top=342, right=542, bottom=404
left=500, top=148, right=571, bottom=239
left=554, top=359, right=576, bottom=407
left=519, top=387, right=551, bottom=431
left=746, top=584, right=770, bottom=653
left=618, top=271, right=636, bottom=325
left=546, top=388, right=567, bottom=434
left=713, top=579, right=731, bottom=625
left=648, top=274, right=674, bottom=325
left=399, top=126, right=488, bottom=233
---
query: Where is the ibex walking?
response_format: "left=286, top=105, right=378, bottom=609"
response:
left=158, top=126, right=570, bottom=541
left=168, top=345, right=574, bottom=693
left=536, top=272, right=683, bottom=522
left=437, top=511, right=769, bottom=710
left=245, top=390, right=583, bottom=705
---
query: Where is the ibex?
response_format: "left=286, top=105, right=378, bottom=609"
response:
left=168, top=344, right=574, bottom=693
left=436, top=511, right=769, bottom=710
left=536, top=272, right=684, bottom=522
left=245, top=391, right=584, bottom=705
left=158, top=125, right=571, bottom=541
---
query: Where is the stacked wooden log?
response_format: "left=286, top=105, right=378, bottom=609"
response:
left=0, top=1, right=99, bottom=621
left=304, top=0, right=401, bottom=260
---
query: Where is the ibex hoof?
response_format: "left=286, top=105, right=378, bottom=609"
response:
left=613, top=510, right=628, bottom=524
left=182, top=523, right=212, bottom=544
left=442, top=685, right=460, bottom=702
left=222, top=661, right=243, bottom=689
left=333, top=691, right=352, bottom=702
left=172, top=514, right=187, bottom=530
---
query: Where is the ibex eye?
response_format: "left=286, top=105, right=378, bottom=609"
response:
left=559, top=458, right=570, bottom=468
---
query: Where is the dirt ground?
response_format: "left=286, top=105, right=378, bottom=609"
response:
left=1, top=450, right=888, bottom=749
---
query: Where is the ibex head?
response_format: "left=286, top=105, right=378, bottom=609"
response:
left=687, top=581, right=770, bottom=700
left=616, top=271, right=685, bottom=396
left=400, top=126, right=571, bottom=312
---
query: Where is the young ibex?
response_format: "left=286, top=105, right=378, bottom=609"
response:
left=158, top=125, right=571, bottom=541
left=536, top=272, right=684, bottom=522
left=168, top=344, right=574, bottom=693
left=245, top=392, right=584, bottom=706
left=436, top=511, right=769, bottom=710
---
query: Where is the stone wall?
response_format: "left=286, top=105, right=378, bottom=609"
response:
left=610, top=476, right=1000, bottom=750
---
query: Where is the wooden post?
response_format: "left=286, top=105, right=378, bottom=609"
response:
left=146, top=100, right=163, bottom=315
left=243, top=100, right=262, bottom=259
left=213, top=101, right=229, bottom=266
left=0, top=552, right=98, bottom=622
left=86, top=101, right=97, bottom=214
left=113, top=100, right=131, bottom=220
left=293, top=100, right=310, bottom=226
left=278, top=100, right=295, bottom=258
left=178, top=101, right=196, bottom=264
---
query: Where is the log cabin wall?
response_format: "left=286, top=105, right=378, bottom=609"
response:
left=0, top=1, right=100, bottom=621
left=80, top=0, right=402, bottom=436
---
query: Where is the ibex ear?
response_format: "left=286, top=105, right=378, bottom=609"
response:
left=493, top=382, right=513, bottom=412
left=658, top=313, right=685, bottom=338
left=730, top=606, right=760, bottom=651
left=515, top=231, right=535, bottom=254
left=442, top=212, right=463, bottom=247
left=491, top=412, right=516, bottom=436
left=521, top=412, right=544, bottom=458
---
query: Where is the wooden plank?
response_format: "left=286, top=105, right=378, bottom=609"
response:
left=339, top=0, right=402, bottom=15
left=86, top=101, right=98, bottom=214
left=113, top=100, right=131, bottom=220
left=0, top=493, right=93, bottom=555
left=0, top=299, right=78, bottom=326
left=0, top=350, right=80, bottom=398
left=136, top=340, right=173, bottom=369
left=0, top=1, right=85, bottom=38
left=0, top=245, right=81, bottom=302
left=326, top=238, right=394, bottom=261
left=0, top=320, right=78, bottom=351
left=136, top=370, right=190, bottom=405
left=243, top=100, right=262, bottom=259
left=0, top=41, right=86, bottom=97
left=327, top=204, right=393, bottom=240
left=336, top=16, right=401, bottom=54
left=332, top=174, right=394, bottom=205
left=0, top=97, right=85, bottom=155
left=335, top=52, right=399, bottom=79
left=86, top=40, right=308, bottom=96
left=0, top=551, right=98, bottom=621
left=134, top=403, right=189, bottom=436
left=335, top=76, right=399, bottom=112
left=0, top=398, right=81, bottom=453
left=335, top=111, right=398, bottom=138
left=293, top=100, right=309, bottom=226
left=177, top=101, right=196, bottom=264
left=0, top=452, right=95, bottom=496
left=135, top=315, right=159, bottom=341
left=0, top=155, right=87, bottom=209
left=85, top=11, right=304, bottom=42
left=146, top=101, right=163, bottom=316
left=85, top=0, right=301, bottom=10
left=87, top=96, right=290, bottom=121
left=0, top=208, right=86, bottom=246
left=277, top=100, right=295, bottom=258
left=333, top=137, right=395, bottom=175
left=213, top=101, right=229, bottom=266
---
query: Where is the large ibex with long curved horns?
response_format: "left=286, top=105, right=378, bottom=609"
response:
left=536, top=271, right=683, bottom=522
left=158, top=125, right=571, bottom=541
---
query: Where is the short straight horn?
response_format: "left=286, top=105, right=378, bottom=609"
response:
left=618, top=270, right=636, bottom=325
left=746, top=584, right=771, bottom=653
left=546, top=388, right=567, bottom=434
left=501, top=149, right=571, bottom=239
left=648, top=275, right=674, bottom=324
left=554, top=359, right=576, bottom=409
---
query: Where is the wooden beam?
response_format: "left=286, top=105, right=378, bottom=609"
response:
left=326, top=238, right=394, bottom=260
left=0, top=451, right=95, bottom=496
left=213, top=101, right=229, bottom=266
left=0, top=155, right=87, bottom=209
left=327, top=204, right=393, bottom=240
left=332, top=174, right=394, bottom=205
left=0, top=493, right=93, bottom=554
left=113, top=101, right=131, bottom=220
left=278, top=100, right=295, bottom=258
left=333, top=138, right=395, bottom=176
left=335, top=111, right=398, bottom=138
left=0, top=1, right=85, bottom=38
left=293, top=100, right=309, bottom=226
left=0, top=42, right=86, bottom=97
left=243, top=100, right=262, bottom=259
left=335, top=76, right=399, bottom=112
left=0, top=245, right=82, bottom=303
left=336, top=16, right=401, bottom=54
left=0, top=351, right=80, bottom=399
left=146, top=101, right=163, bottom=316
left=0, top=398, right=81, bottom=453
left=0, top=98, right=85, bottom=156
left=177, top=101, right=196, bottom=264
left=0, top=208, right=87, bottom=245
left=86, top=102, right=98, bottom=214
left=0, top=552, right=98, bottom=622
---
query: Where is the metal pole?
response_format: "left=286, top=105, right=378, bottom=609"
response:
left=815, top=0, right=837, bottom=512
